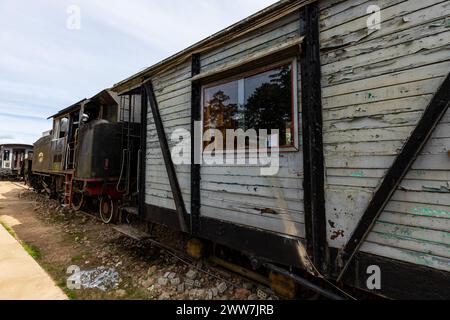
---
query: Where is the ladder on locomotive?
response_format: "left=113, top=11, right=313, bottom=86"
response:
left=64, top=171, right=74, bottom=206
left=119, top=94, right=140, bottom=199
left=65, top=110, right=80, bottom=171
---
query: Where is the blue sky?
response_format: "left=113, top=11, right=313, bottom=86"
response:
left=0, top=0, right=278, bottom=145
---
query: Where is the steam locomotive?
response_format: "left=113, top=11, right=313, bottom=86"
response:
left=27, top=89, right=141, bottom=223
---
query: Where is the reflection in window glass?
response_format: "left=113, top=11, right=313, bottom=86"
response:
left=3, top=150, right=10, bottom=161
left=59, top=117, right=69, bottom=139
left=203, top=63, right=294, bottom=148
left=203, top=80, right=239, bottom=140
left=244, top=65, right=292, bottom=146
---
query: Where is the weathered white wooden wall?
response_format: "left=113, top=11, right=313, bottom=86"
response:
left=145, top=61, right=192, bottom=212
left=198, top=11, right=305, bottom=238
left=319, top=0, right=450, bottom=271
left=145, top=11, right=306, bottom=239
left=145, top=11, right=305, bottom=237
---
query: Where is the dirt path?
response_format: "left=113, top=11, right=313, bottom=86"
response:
left=0, top=182, right=67, bottom=300
left=0, top=181, right=278, bottom=300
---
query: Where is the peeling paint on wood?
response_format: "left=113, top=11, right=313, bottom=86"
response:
left=321, top=0, right=450, bottom=273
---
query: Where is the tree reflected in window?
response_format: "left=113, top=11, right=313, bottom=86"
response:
left=203, top=62, right=295, bottom=148
left=243, top=65, right=292, bottom=146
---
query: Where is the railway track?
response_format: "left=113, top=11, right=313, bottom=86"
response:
left=17, top=184, right=352, bottom=300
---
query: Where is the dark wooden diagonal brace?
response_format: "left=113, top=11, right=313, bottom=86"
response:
left=144, top=81, right=189, bottom=233
left=337, top=73, right=450, bottom=281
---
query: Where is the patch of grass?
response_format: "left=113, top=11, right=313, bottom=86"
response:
left=1, top=221, right=41, bottom=260
left=64, top=289, right=77, bottom=300
left=23, top=243, right=41, bottom=259
left=71, top=254, right=85, bottom=263
left=1, top=221, right=17, bottom=238
left=56, top=279, right=78, bottom=300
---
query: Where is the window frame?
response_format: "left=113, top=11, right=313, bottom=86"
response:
left=201, top=58, right=299, bottom=153
left=3, top=149, right=10, bottom=161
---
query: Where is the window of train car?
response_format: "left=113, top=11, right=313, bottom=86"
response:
left=3, top=150, right=10, bottom=161
left=119, top=94, right=142, bottom=123
left=102, top=104, right=118, bottom=123
left=59, top=117, right=69, bottom=138
left=53, top=117, right=69, bottom=140
left=202, top=60, right=298, bottom=150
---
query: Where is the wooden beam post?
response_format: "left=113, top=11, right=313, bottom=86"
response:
left=191, top=53, right=202, bottom=235
left=300, top=3, right=328, bottom=274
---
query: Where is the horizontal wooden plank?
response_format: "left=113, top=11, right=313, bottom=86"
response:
left=323, top=77, right=444, bottom=109
left=147, top=181, right=191, bottom=196
left=155, top=84, right=190, bottom=105
left=326, top=168, right=450, bottom=182
left=324, top=110, right=425, bottom=132
left=152, top=62, right=191, bottom=84
left=145, top=194, right=176, bottom=210
left=323, top=95, right=432, bottom=121
left=322, top=17, right=450, bottom=65
left=326, top=154, right=450, bottom=170
left=360, top=241, right=450, bottom=272
left=201, top=189, right=304, bottom=213
left=200, top=181, right=302, bottom=201
left=202, top=165, right=303, bottom=179
left=322, top=31, right=450, bottom=77
left=157, top=93, right=190, bottom=112
left=145, top=191, right=191, bottom=209
left=201, top=197, right=304, bottom=224
left=324, top=137, right=449, bottom=156
left=202, top=12, right=299, bottom=60
left=196, top=36, right=303, bottom=79
left=385, top=201, right=450, bottom=219
left=392, top=190, right=450, bottom=206
left=327, top=175, right=450, bottom=191
left=200, top=204, right=305, bottom=238
left=323, top=45, right=450, bottom=86
left=380, top=210, right=450, bottom=230
left=201, top=13, right=299, bottom=68
left=367, top=230, right=450, bottom=259
left=326, top=175, right=379, bottom=188
left=373, top=221, right=450, bottom=245
left=320, top=0, right=447, bottom=48
left=201, top=173, right=302, bottom=189
left=319, top=0, right=351, bottom=13
left=324, top=125, right=415, bottom=143
left=320, top=0, right=405, bottom=31
left=322, top=61, right=449, bottom=99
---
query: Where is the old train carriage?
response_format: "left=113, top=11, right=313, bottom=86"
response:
left=0, top=144, right=33, bottom=179
left=111, top=0, right=450, bottom=299
left=31, top=89, right=141, bottom=221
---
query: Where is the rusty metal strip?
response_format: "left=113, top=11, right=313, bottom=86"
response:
left=337, top=73, right=450, bottom=281
left=143, top=81, right=189, bottom=233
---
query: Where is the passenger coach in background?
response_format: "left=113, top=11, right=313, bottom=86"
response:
left=0, top=144, right=33, bottom=180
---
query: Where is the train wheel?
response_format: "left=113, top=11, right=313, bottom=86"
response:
left=72, top=191, right=85, bottom=211
left=99, top=196, right=118, bottom=224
